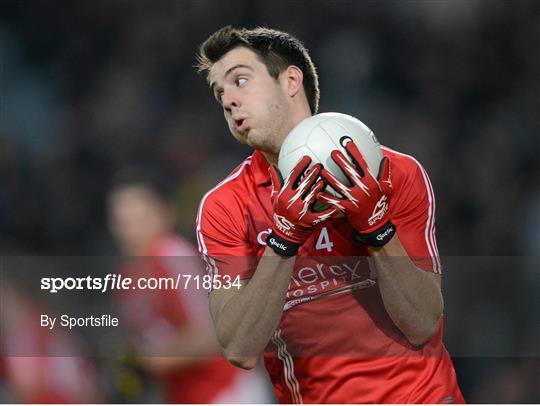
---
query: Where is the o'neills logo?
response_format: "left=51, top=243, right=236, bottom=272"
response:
left=376, top=226, right=394, bottom=241
left=268, top=237, right=287, bottom=252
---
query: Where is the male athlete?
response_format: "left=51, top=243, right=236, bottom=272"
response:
left=195, top=26, right=464, bottom=403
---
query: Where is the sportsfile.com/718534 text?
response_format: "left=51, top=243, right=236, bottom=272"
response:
left=40, top=273, right=241, bottom=293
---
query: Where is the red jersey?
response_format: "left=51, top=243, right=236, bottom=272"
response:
left=196, top=148, right=464, bottom=403
left=116, top=234, right=250, bottom=403
left=2, top=288, right=100, bottom=402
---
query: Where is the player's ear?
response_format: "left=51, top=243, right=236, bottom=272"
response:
left=282, top=65, right=304, bottom=97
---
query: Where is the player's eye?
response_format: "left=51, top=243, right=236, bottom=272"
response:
left=215, top=90, right=224, bottom=104
left=235, top=77, right=247, bottom=87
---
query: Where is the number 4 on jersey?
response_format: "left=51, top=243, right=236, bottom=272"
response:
left=315, top=227, right=333, bottom=252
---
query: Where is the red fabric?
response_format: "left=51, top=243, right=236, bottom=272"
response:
left=1, top=295, right=99, bottom=403
left=196, top=148, right=464, bottom=403
left=116, top=235, right=237, bottom=403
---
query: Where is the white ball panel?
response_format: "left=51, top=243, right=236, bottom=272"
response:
left=278, top=112, right=383, bottom=198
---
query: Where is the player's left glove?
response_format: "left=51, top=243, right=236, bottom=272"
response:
left=318, top=140, right=396, bottom=247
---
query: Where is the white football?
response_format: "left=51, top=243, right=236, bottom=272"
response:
left=278, top=112, right=383, bottom=198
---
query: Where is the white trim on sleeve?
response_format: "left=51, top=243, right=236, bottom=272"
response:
left=195, top=157, right=254, bottom=277
left=381, top=147, right=442, bottom=273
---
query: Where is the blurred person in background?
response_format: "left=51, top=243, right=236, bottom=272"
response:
left=0, top=280, right=102, bottom=403
left=107, top=168, right=272, bottom=403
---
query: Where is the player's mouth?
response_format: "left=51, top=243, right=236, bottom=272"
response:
left=234, top=118, right=249, bottom=132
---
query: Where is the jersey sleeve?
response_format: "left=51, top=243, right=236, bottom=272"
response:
left=391, top=159, right=442, bottom=273
left=196, top=192, right=258, bottom=283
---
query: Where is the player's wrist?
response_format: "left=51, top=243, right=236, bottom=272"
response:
left=266, top=230, right=301, bottom=257
left=352, top=220, right=396, bottom=247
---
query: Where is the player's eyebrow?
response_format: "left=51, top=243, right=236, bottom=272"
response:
left=210, top=64, right=254, bottom=91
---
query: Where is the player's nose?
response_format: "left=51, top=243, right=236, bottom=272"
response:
left=222, top=88, right=240, bottom=112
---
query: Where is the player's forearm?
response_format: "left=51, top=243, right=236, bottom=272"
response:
left=370, top=235, right=443, bottom=346
left=213, top=247, right=294, bottom=368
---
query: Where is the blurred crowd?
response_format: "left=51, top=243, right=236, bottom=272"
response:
left=0, top=0, right=538, bottom=403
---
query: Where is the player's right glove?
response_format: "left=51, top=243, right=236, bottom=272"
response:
left=267, top=156, right=338, bottom=257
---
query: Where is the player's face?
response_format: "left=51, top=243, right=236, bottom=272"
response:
left=208, top=47, right=294, bottom=155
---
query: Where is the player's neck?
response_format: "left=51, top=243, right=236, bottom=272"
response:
left=261, top=150, right=278, bottom=165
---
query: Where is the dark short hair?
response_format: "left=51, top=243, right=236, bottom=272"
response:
left=195, top=26, right=320, bottom=114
